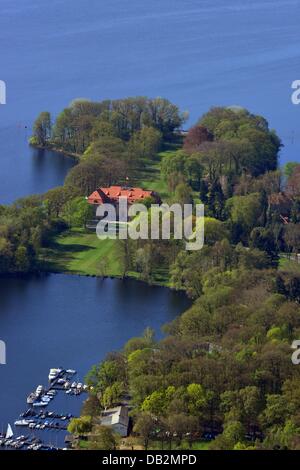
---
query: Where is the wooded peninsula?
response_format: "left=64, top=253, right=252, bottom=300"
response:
left=2, top=97, right=300, bottom=450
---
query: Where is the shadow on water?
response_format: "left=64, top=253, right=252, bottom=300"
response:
left=0, top=127, right=76, bottom=205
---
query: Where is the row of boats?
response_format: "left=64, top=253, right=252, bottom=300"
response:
left=26, top=368, right=86, bottom=407
left=14, top=419, right=68, bottom=431
left=20, top=409, right=73, bottom=420
left=0, top=434, right=62, bottom=451
left=1, top=367, right=87, bottom=451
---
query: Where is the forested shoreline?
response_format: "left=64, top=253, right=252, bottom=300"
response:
left=2, top=98, right=300, bottom=449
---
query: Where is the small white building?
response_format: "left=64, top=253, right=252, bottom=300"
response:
left=100, top=406, right=129, bottom=437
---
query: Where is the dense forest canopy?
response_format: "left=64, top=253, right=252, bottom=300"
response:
left=30, top=97, right=185, bottom=153
left=3, top=99, right=300, bottom=449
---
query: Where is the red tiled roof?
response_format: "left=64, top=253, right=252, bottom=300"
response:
left=87, top=186, right=154, bottom=205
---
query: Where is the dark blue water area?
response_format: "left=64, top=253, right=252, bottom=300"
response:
left=0, top=274, right=191, bottom=447
left=0, top=126, right=76, bottom=205
left=1, top=0, right=300, bottom=205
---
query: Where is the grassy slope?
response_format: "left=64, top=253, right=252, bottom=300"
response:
left=41, top=229, right=122, bottom=277
left=279, top=256, right=300, bottom=273
left=137, top=145, right=179, bottom=200
left=41, top=229, right=171, bottom=285
left=41, top=144, right=179, bottom=283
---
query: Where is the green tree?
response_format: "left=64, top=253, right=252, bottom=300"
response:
left=0, top=237, right=13, bottom=273
left=45, top=186, right=78, bottom=218
left=68, top=416, right=92, bottom=435
left=129, top=127, right=162, bottom=160
left=64, top=160, right=103, bottom=195
left=135, top=246, right=153, bottom=281
left=89, top=426, right=117, bottom=450
left=133, top=412, right=157, bottom=450
left=101, top=382, right=124, bottom=408
left=284, top=162, right=299, bottom=178
left=173, top=183, right=193, bottom=207
left=85, top=355, right=126, bottom=396
left=226, top=193, right=262, bottom=238
left=184, top=155, right=203, bottom=190
left=166, top=413, right=199, bottom=446
left=259, top=394, right=289, bottom=428
left=207, top=180, right=225, bottom=219
left=141, top=390, right=167, bottom=416
left=62, top=197, right=94, bottom=227
left=31, top=111, right=52, bottom=146
left=14, top=246, right=30, bottom=272
left=187, top=383, right=207, bottom=415
left=210, top=420, right=245, bottom=450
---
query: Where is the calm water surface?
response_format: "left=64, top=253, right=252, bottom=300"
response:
left=1, top=0, right=300, bottom=203
left=0, top=274, right=190, bottom=442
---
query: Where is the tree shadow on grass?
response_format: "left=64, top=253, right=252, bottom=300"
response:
left=52, top=242, right=93, bottom=254
left=40, top=241, right=95, bottom=272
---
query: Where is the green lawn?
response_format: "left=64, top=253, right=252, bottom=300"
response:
left=134, top=143, right=181, bottom=201
left=41, top=228, right=170, bottom=285
left=279, top=256, right=300, bottom=273
left=41, top=229, right=123, bottom=277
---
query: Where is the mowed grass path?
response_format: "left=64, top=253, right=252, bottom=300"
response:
left=134, top=143, right=181, bottom=200
left=41, top=229, right=123, bottom=277
left=41, top=228, right=169, bottom=284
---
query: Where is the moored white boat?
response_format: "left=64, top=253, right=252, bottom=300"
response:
left=14, top=419, right=33, bottom=426
left=48, top=368, right=62, bottom=382
left=35, top=385, right=44, bottom=396
left=26, top=392, right=36, bottom=404
left=6, top=423, right=14, bottom=438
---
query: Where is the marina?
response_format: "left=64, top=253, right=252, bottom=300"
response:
left=0, top=368, right=88, bottom=451
left=0, top=275, right=190, bottom=451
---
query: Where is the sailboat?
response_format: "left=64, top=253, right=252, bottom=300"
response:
left=6, top=423, right=13, bottom=439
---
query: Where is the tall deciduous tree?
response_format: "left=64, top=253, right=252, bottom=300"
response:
left=183, top=125, right=213, bottom=154
left=32, top=111, right=52, bottom=146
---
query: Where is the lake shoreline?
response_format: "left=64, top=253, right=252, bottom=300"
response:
left=29, top=142, right=81, bottom=161
left=41, top=267, right=174, bottom=289
left=0, top=269, right=182, bottom=292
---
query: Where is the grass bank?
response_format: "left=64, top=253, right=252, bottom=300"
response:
left=135, top=144, right=180, bottom=200
left=41, top=229, right=122, bottom=277
left=40, top=228, right=170, bottom=286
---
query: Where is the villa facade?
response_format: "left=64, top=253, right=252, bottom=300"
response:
left=87, top=185, right=158, bottom=206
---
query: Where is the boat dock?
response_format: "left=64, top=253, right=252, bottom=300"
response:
left=0, top=367, right=88, bottom=451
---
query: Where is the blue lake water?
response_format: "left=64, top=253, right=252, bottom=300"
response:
left=0, top=274, right=190, bottom=445
left=1, top=0, right=300, bottom=204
